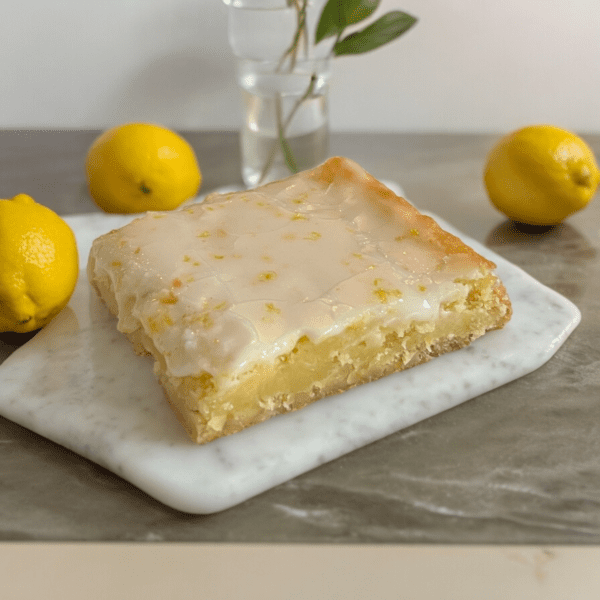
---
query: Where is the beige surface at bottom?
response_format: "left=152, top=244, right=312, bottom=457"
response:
left=2, top=544, right=599, bottom=600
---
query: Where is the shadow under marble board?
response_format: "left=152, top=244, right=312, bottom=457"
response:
left=0, top=186, right=581, bottom=514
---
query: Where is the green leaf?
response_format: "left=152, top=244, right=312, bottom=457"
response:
left=315, top=0, right=344, bottom=43
left=333, top=11, right=417, bottom=56
left=315, top=0, right=380, bottom=44
left=343, top=0, right=380, bottom=26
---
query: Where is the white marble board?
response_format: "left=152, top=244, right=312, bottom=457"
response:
left=0, top=188, right=581, bottom=514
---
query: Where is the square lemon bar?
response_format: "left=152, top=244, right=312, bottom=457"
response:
left=88, top=157, right=512, bottom=443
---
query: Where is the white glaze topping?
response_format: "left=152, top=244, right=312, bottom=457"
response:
left=88, top=159, right=487, bottom=379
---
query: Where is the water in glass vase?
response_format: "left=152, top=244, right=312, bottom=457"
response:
left=224, top=0, right=331, bottom=187
left=241, top=87, right=329, bottom=187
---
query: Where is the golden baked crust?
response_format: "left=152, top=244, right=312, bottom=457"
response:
left=88, top=157, right=512, bottom=444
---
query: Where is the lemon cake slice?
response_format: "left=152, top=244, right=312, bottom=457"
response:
left=87, top=157, right=512, bottom=444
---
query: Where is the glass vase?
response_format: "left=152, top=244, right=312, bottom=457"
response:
left=223, top=0, right=331, bottom=187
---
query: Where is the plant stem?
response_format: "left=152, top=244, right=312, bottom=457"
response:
left=257, top=73, right=318, bottom=185
left=276, top=0, right=308, bottom=73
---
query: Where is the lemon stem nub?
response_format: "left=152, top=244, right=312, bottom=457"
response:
left=572, top=166, right=591, bottom=188
left=140, top=183, right=151, bottom=194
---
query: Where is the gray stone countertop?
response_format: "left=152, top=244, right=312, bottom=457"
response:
left=0, top=130, right=599, bottom=543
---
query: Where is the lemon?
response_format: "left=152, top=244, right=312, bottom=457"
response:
left=0, top=194, right=79, bottom=333
left=484, top=125, right=600, bottom=226
left=85, top=123, right=202, bottom=214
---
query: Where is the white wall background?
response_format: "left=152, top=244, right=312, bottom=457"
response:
left=1, top=0, right=599, bottom=133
